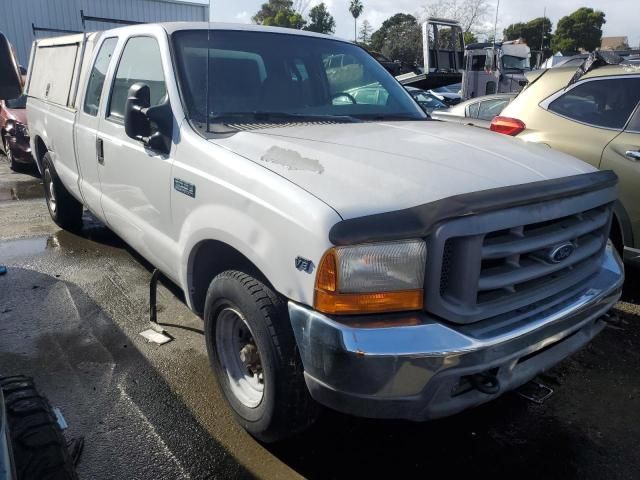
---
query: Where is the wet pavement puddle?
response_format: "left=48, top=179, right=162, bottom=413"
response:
left=0, top=235, right=50, bottom=260
left=0, top=178, right=44, bottom=201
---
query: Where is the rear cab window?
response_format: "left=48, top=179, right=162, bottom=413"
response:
left=548, top=77, right=640, bottom=129
left=83, top=37, right=118, bottom=116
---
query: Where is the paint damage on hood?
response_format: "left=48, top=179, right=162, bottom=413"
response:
left=261, top=146, right=324, bottom=174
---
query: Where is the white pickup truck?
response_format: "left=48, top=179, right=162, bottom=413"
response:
left=26, top=22, right=623, bottom=442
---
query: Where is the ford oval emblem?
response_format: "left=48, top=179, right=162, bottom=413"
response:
left=548, top=242, right=575, bottom=263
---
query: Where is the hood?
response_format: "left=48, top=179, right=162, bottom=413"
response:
left=212, top=121, right=594, bottom=220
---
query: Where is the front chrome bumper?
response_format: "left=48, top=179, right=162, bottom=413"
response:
left=289, top=247, right=623, bottom=421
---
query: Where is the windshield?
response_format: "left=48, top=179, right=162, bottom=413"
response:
left=5, top=94, right=26, bottom=109
left=501, top=55, right=530, bottom=71
left=172, top=30, right=425, bottom=129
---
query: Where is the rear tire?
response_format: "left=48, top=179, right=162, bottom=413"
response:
left=0, top=376, right=78, bottom=480
left=204, top=271, right=319, bottom=443
left=42, top=153, right=83, bottom=231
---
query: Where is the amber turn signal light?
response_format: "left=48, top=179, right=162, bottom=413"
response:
left=313, top=248, right=424, bottom=315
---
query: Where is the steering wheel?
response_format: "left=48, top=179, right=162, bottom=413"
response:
left=331, top=92, right=357, bottom=104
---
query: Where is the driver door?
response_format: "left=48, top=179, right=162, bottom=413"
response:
left=96, top=35, right=174, bottom=272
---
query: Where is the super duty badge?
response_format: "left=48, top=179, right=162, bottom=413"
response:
left=174, top=178, right=196, bottom=198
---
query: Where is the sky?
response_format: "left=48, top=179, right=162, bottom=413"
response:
left=188, top=0, right=639, bottom=49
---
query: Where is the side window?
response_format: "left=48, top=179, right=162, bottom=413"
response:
left=83, top=37, right=118, bottom=116
left=478, top=98, right=510, bottom=120
left=108, top=36, right=166, bottom=120
left=627, top=104, right=640, bottom=132
left=548, top=77, right=640, bottom=129
left=468, top=101, right=480, bottom=118
left=470, top=54, right=486, bottom=71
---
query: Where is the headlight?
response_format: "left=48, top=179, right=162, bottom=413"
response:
left=314, top=239, right=427, bottom=315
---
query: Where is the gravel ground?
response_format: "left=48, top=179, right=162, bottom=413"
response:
left=1, top=155, right=639, bottom=479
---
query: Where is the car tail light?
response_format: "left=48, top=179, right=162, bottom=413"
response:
left=490, top=116, right=526, bottom=136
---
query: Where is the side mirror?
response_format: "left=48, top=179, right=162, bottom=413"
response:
left=125, top=82, right=151, bottom=140
left=485, top=50, right=496, bottom=72
left=124, top=82, right=172, bottom=155
left=0, top=32, right=22, bottom=100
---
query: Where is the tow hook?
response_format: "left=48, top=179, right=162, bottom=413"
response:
left=470, top=372, right=501, bottom=395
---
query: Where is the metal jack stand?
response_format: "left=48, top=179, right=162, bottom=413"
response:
left=139, top=269, right=173, bottom=345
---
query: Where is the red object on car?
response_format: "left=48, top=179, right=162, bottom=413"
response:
left=490, top=116, right=526, bottom=136
left=0, top=91, right=34, bottom=170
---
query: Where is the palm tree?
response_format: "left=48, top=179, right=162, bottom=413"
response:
left=348, top=0, right=364, bottom=42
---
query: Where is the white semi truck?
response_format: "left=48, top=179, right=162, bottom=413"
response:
left=399, top=18, right=531, bottom=100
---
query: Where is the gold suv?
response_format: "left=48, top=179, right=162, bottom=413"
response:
left=492, top=64, right=640, bottom=259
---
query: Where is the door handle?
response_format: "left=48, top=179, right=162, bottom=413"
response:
left=96, top=137, right=104, bottom=164
left=625, top=150, right=640, bottom=161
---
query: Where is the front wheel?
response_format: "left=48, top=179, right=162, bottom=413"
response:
left=204, top=271, right=319, bottom=442
left=42, top=152, right=83, bottom=231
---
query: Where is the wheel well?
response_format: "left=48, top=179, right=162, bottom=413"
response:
left=34, top=136, right=47, bottom=170
left=189, top=240, right=271, bottom=316
left=610, top=213, right=624, bottom=256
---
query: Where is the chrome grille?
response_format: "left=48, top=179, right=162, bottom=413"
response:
left=424, top=186, right=616, bottom=324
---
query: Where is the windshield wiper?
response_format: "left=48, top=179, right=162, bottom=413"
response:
left=209, top=111, right=362, bottom=124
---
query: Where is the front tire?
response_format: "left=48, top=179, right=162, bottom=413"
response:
left=204, top=271, right=319, bottom=442
left=42, top=153, right=83, bottom=231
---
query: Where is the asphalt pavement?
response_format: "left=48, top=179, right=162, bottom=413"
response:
left=1, top=155, right=639, bottom=479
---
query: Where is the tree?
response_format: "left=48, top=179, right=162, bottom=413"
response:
left=552, top=7, right=606, bottom=53
left=422, top=0, right=490, bottom=38
left=304, top=3, right=335, bottom=34
left=253, top=0, right=306, bottom=29
left=349, top=0, right=364, bottom=42
left=463, top=31, right=477, bottom=44
left=504, top=17, right=553, bottom=50
left=370, top=13, right=417, bottom=52
left=359, top=20, right=373, bottom=45
left=369, top=14, right=422, bottom=65
left=381, top=20, right=423, bottom=66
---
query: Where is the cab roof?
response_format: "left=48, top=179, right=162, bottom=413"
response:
left=160, top=21, right=347, bottom=42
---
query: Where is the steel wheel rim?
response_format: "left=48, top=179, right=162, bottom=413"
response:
left=45, top=169, right=57, bottom=214
left=215, top=307, right=264, bottom=408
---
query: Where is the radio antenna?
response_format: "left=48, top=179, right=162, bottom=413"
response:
left=492, top=0, right=500, bottom=48
left=206, top=0, right=212, bottom=133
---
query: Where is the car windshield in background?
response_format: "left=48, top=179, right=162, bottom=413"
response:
left=5, top=94, right=26, bottom=109
left=171, top=30, right=426, bottom=129
left=434, top=84, right=461, bottom=94
left=502, top=55, right=530, bottom=71
left=410, top=91, right=447, bottom=109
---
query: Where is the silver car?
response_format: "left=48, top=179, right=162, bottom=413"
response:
left=431, top=93, right=517, bottom=128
